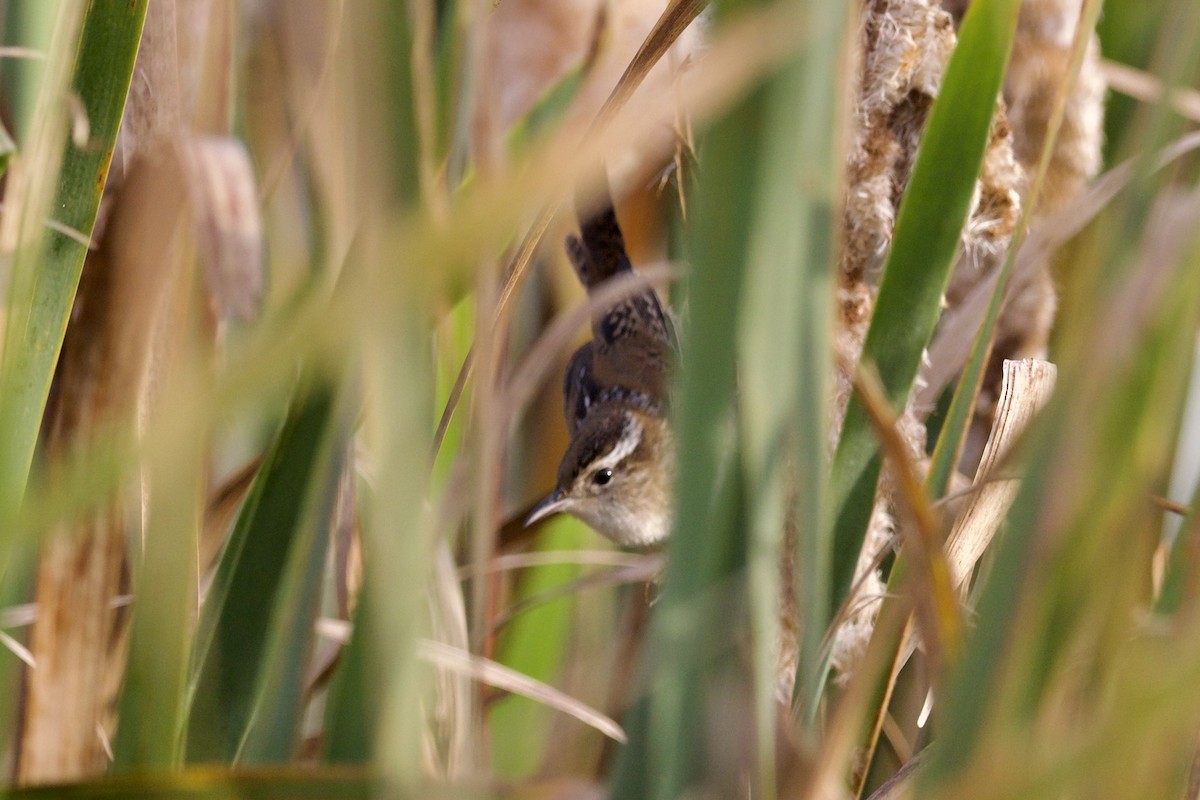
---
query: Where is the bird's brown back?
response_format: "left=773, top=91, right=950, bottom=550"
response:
left=566, top=206, right=678, bottom=353
left=562, top=204, right=677, bottom=439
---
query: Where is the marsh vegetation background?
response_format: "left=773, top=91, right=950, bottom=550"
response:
left=0, top=1, right=1195, bottom=798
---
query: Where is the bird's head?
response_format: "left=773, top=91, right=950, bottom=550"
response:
left=526, top=406, right=674, bottom=548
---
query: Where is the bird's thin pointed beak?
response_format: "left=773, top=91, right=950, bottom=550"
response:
left=525, top=489, right=569, bottom=527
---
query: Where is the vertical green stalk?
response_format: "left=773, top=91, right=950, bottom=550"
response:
left=611, top=1, right=778, bottom=795
left=925, top=0, right=1105, bottom=500
left=734, top=0, right=848, bottom=779
left=8, top=0, right=62, bottom=142
left=322, top=1, right=437, bottom=789
left=113, top=362, right=205, bottom=770
left=784, top=2, right=849, bottom=727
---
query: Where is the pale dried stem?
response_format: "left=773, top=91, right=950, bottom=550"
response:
left=1103, top=58, right=1200, bottom=124
left=945, top=359, right=1058, bottom=590
left=313, top=620, right=626, bottom=745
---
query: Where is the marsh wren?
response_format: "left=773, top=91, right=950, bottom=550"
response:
left=525, top=203, right=678, bottom=547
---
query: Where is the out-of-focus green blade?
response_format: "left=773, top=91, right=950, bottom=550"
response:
left=924, top=227, right=1200, bottom=792
left=726, top=0, right=848, bottom=761
left=608, top=68, right=753, bottom=800
left=315, top=1, right=439, bottom=784
left=323, top=589, right=373, bottom=765
left=609, top=0, right=821, bottom=793
left=827, top=0, right=1020, bottom=615
left=8, top=1, right=61, bottom=142
left=774, top=3, right=848, bottom=727
left=185, top=375, right=348, bottom=764
left=114, top=380, right=205, bottom=771
left=923, top=12, right=1200, bottom=775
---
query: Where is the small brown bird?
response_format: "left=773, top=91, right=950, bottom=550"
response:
left=526, top=203, right=677, bottom=547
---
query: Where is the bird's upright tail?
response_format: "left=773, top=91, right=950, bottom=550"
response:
left=566, top=204, right=634, bottom=291
left=563, top=175, right=678, bottom=353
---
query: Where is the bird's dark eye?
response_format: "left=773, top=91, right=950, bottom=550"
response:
left=592, top=468, right=613, bottom=486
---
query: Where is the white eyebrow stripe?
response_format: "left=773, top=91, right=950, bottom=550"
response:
left=595, top=414, right=642, bottom=470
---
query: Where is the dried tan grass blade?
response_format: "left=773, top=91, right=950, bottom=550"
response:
left=417, top=639, right=626, bottom=744
left=1103, top=58, right=1200, bottom=124
left=945, top=359, right=1058, bottom=590
left=314, top=625, right=631, bottom=748
left=178, top=137, right=264, bottom=321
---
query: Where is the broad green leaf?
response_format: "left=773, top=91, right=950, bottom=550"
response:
left=0, top=0, right=147, bottom=574
left=186, top=374, right=350, bottom=764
